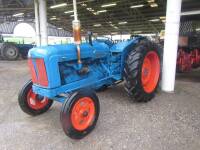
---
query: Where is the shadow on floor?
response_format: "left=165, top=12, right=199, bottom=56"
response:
left=176, top=68, right=200, bottom=82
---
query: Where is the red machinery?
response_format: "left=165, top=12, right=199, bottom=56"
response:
left=177, top=48, right=200, bottom=72
left=176, top=35, right=200, bottom=72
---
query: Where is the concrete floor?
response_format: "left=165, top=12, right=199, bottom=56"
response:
left=0, top=60, right=200, bottom=150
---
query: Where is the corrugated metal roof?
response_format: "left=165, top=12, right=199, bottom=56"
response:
left=0, top=21, right=71, bottom=36
left=0, top=0, right=200, bottom=35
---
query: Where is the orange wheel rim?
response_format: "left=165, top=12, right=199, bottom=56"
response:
left=71, top=97, right=95, bottom=131
left=27, top=89, right=49, bottom=110
left=141, top=51, right=160, bottom=93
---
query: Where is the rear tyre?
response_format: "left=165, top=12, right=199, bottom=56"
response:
left=124, top=40, right=162, bottom=102
left=60, top=90, right=100, bottom=139
left=1, top=43, right=19, bottom=60
left=18, top=80, right=53, bottom=116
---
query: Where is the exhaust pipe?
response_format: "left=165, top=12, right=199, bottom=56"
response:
left=72, top=0, right=82, bottom=64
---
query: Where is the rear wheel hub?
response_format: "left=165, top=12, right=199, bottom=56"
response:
left=6, top=48, right=16, bottom=57
left=141, top=51, right=160, bottom=93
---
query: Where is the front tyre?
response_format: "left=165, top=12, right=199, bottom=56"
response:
left=18, top=80, right=53, bottom=116
left=60, top=90, right=100, bottom=139
left=124, top=41, right=161, bottom=102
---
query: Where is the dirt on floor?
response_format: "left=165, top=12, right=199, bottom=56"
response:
left=0, top=60, right=200, bottom=150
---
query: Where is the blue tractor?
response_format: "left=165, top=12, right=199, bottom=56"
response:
left=18, top=0, right=161, bottom=139
left=18, top=35, right=161, bottom=139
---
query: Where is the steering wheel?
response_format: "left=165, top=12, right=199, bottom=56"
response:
left=95, top=37, right=114, bottom=48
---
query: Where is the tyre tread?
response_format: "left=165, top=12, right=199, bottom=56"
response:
left=123, top=40, right=162, bottom=102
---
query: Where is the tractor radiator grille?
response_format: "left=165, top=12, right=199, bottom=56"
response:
left=28, top=58, right=48, bottom=87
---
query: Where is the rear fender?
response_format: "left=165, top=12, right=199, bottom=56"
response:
left=111, top=36, right=146, bottom=75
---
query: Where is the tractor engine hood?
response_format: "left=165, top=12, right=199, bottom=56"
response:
left=28, top=41, right=110, bottom=89
left=28, top=42, right=110, bottom=61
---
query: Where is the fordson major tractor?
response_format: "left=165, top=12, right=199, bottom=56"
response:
left=18, top=0, right=162, bottom=139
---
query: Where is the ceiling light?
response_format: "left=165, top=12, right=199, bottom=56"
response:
left=149, top=19, right=160, bottom=22
left=58, top=28, right=63, bottom=30
left=196, top=28, right=200, bottom=31
left=64, top=10, right=74, bottom=14
left=109, top=23, right=118, bottom=29
left=50, top=3, right=67, bottom=9
left=70, top=15, right=74, bottom=17
left=130, top=5, right=144, bottom=8
left=87, top=8, right=92, bottom=11
left=147, top=0, right=155, bottom=3
left=134, top=31, right=142, bottom=34
left=159, top=16, right=166, bottom=20
left=93, top=12, right=98, bottom=15
left=150, top=3, right=158, bottom=7
left=181, top=10, right=200, bottom=16
left=86, top=8, right=95, bottom=12
left=101, top=3, right=116, bottom=8
left=50, top=17, right=57, bottom=20
left=97, top=10, right=107, bottom=13
left=13, top=13, right=24, bottom=17
left=112, top=32, right=118, bottom=35
left=118, top=21, right=127, bottom=25
left=94, top=24, right=102, bottom=27
left=81, top=3, right=87, bottom=7
left=161, top=20, right=166, bottom=23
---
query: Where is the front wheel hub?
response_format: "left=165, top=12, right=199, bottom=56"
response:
left=27, top=89, right=49, bottom=110
left=82, top=111, right=89, bottom=117
left=71, top=97, right=95, bottom=131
